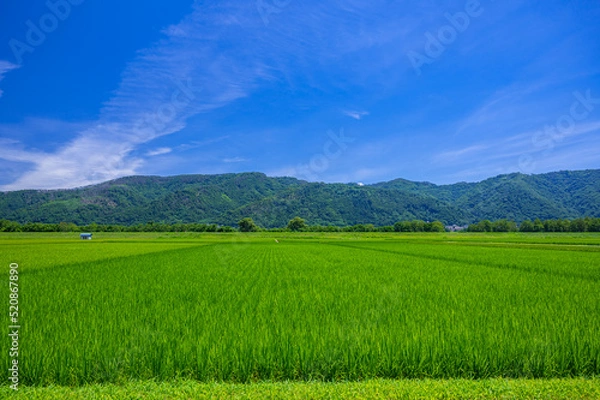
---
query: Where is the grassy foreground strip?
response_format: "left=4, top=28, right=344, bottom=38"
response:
left=2, top=379, right=599, bottom=399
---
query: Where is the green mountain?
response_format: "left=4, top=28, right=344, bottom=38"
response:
left=1, top=170, right=598, bottom=227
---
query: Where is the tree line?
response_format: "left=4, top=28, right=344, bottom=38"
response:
left=1, top=217, right=599, bottom=233
left=237, top=217, right=447, bottom=233
left=466, top=217, right=600, bottom=232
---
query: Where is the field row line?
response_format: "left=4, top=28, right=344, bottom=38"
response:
left=440, top=240, right=600, bottom=252
left=322, top=242, right=599, bottom=282
left=20, top=243, right=212, bottom=275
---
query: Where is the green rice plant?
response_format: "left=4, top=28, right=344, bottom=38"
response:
left=1, top=233, right=599, bottom=385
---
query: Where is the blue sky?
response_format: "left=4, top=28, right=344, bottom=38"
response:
left=0, top=0, right=599, bottom=190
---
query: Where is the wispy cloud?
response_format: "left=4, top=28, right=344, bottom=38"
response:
left=0, top=139, right=43, bottom=163
left=1, top=0, right=423, bottom=191
left=0, top=60, right=19, bottom=98
left=434, top=144, right=488, bottom=163
left=0, top=3, right=269, bottom=191
left=343, top=110, right=369, bottom=120
left=146, top=147, right=172, bottom=156
left=454, top=80, right=556, bottom=136
left=501, top=120, right=600, bottom=154
left=0, top=127, right=143, bottom=190
left=223, top=157, right=248, bottom=163
left=3, top=1, right=598, bottom=189
left=430, top=120, right=600, bottom=183
left=177, top=136, right=231, bottom=151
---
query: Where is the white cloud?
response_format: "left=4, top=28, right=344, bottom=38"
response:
left=430, top=120, right=600, bottom=183
left=2, top=1, right=417, bottom=190
left=0, top=60, right=19, bottom=98
left=434, top=145, right=488, bottom=163
left=343, top=110, right=369, bottom=120
left=0, top=2, right=268, bottom=191
left=0, top=126, right=144, bottom=191
left=146, top=147, right=172, bottom=156
left=6, top=1, right=574, bottom=190
left=176, top=136, right=230, bottom=151
left=0, top=139, right=43, bottom=163
left=223, top=157, right=248, bottom=163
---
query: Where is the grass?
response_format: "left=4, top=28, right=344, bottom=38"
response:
left=2, top=378, right=600, bottom=399
left=1, top=232, right=599, bottom=396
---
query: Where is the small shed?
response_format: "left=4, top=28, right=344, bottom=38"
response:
left=80, top=233, right=93, bottom=240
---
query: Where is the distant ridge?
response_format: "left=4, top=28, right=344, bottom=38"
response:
left=1, top=170, right=599, bottom=227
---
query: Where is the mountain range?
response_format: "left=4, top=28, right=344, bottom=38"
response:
left=1, top=169, right=599, bottom=227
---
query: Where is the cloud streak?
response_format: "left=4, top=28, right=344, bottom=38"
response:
left=146, top=147, right=172, bottom=157
left=434, top=144, right=488, bottom=163
left=2, top=1, right=414, bottom=191
left=0, top=3, right=267, bottom=191
left=343, top=110, right=369, bottom=120
left=0, top=61, right=19, bottom=98
left=223, top=157, right=248, bottom=163
left=2, top=1, right=598, bottom=189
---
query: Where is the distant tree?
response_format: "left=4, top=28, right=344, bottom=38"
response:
left=428, top=221, right=445, bottom=232
left=557, top=219, right=571, bottom=232
left=492, top=219, right=517, bottom=232
left=588, top=218, right=600, bottom=232
left=345, top=224, right=376, bottom=232
left=105, top=224, right=123, bottom=232
left=411, top=220, right=426, bottom=232
left=58, top=222, right=78, bottom=232
left=394, top=221, right=414, bottom=232
left=88, top=222, right=100, bottom=232
left=481, top=220, right=493, bottom=232
left=21, top=222, right=43, bottom=232
left=467, top=222, right=482, bottom=232
left=363, top=224, right=376, bottom=232
left=467, top=220, right=493, bottom=232
left=238, top=218, right=259, bottom=232
left=544, top=219, right=559, bottom=232
left=519, top=220, right=534, bottom=232
left=205, top=224, right=218, bottom=232
left=570, top=218, right=587, bottom=232
left=287, top=216, right=307, bottom=232
left=533, top=218, right=544, bottom=232
left=0, top=220, right=21, bottom=232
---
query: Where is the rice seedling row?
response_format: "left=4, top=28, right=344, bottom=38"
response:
left=1, top=233, right=598, bottom=385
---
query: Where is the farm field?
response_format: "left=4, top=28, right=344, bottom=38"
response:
left=2, top=232, right=600, bottom=398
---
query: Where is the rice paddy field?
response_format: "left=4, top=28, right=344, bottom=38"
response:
left=1, top=232, right=600, bottom=398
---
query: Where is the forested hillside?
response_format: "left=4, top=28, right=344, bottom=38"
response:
left=1, top=170, right=598, bottom=227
